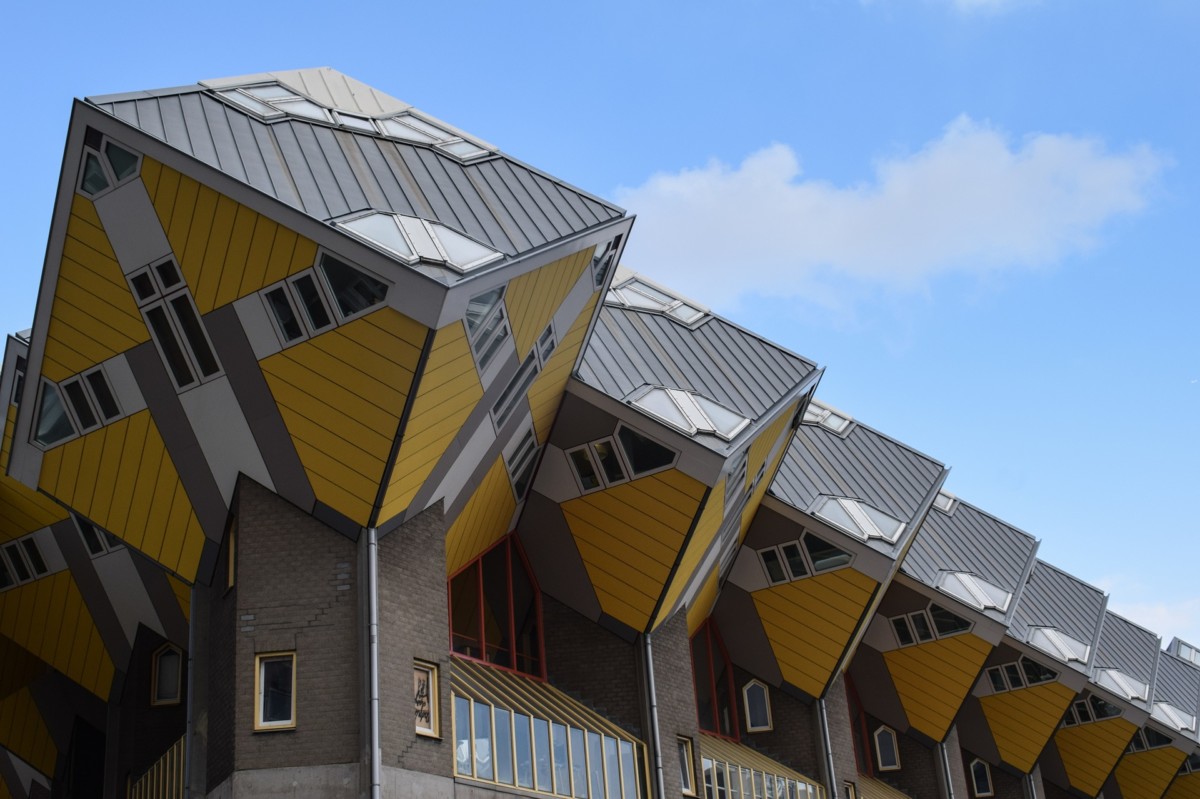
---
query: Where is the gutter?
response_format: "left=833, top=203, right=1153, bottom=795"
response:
left=642, top=634, right=667, bottom=799
left=937, top=740, right=956, bottom=799
left=184, top=584, right=196, bottom=797
left=367, top=528, right=382, bottom=799
left=817, top=697, right=838, bottom=799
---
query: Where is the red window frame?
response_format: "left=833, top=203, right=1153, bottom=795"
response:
left=690, top=619, right=740, bottom=740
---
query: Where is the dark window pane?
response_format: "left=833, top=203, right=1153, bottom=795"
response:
left=3, top=545, right=30, bottom=582
left=293, top=275, right=332, bottom=330
left=745, top=683, right=770, bottom=729
left=132, top=272, right=157, bottom=302
left=169, top=296, right=220, bottom=377
left=85, top=371, right=121, bottom=420
left=591, top=440, right=626, bottom=485
left=21, top=540, right=47, bottom=575
left=266, top=288, right=304, bottom=342
left=1003, top=663, right=1025, bottom=690
left=569, top=449, right=601, bottom=491
left=34, top=383, right=76, bottom=446
left=760, top=549, right=787, bottom=584
left=511, top=545, right=541, bottom=676
left=930, top=604, right=972, bottom=636
left=154, top=648, right=181, bottom=702
left=1144, top=728, right=1172, bottom=748
left=1089, top=695, right=1121, bottom=720
left=0, top=556, right=12, bottom=589
left=803, top=535, right=852, bottom=572
left=691, top=631, right=715, bottom=731
left=466, top=287, right=504, bottom=334
left=910, top=612, right=934, bottom=643
left=891, top=617, right=915, bottom=647
left=450, top=563, right=481, bottom=658
left=875, top=728, right=898, bottom=769
left=154, top=259, right=182, bottom=289
left=81, top=153, right=110, bottom=195
left=780, top=543, right=808, bottom=579
left=617, top=426, right=675, bottom=474
left=146, top=306, right=196, bottom=387
left=1020, top=658, right=1057, bottom=685
left=321, top=255, right=388, bottom=317
left=971, top=761, right=991, bottom=795
left=712, top=638, right=736, bottom=737
left=260, top=657, right=293, bottom=723
left=104, top=141, right=139, bottom=180
left=62, top=380, right=97, bottom=430
left=986, top=668, right=1007, bottom=693
left=78, top=519, right=105, bottom=556
left=482, top=545, right=511, bottom=668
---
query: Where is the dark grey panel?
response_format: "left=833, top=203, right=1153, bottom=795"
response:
left=53, top=519, right=132, bottom=666
left=518, top=493, right=601, bottom=622
left=903, top=500, right=1038, bottom=596
left=130, top=552, right=190, bottom=649
left=847, top=645, right=909, bottom=733
left=1094, top=611, right=1159, bottom=683
left=0, top=755, right=28, bottom=799
left=1154, top=653, right=1200, bottom=709
left=577, top=306, right=817, bottom=425
left=199, top=98, right=247, bottom=184
left=712, top=585, right=784, bottom=687
left=1010, top=560, right=1106, bottom=647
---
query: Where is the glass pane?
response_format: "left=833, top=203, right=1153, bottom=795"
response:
left=342, top=213, right=413, bottom=259
left=591, top=440, right=627, bottom=485
left=321, top=255, right=389, bottom=318
left=260, top=657, right=293, bottom=724
left=971, top=761, right=991, bottom=795
left=754, top=772, right=765, bottom=799
left=20, top=540, right=46, bottom=575
left=400, top=115, right=453, bottom=140
left=802, top=535, right=851, bottom=572
left=242, top=83, right=297, bottom=100
left=569, top=449, right=602, bottom=491
left=511, top=544, right=542, bottom=677
left=626, top=280, right=674, bottom=304
left=986, top=667, right=1007, bottom=693
left=104, top=141, right=139, bottom=180
left=861, top=504, right=904, bottom=542
left=745, top=683, right=770, bottom=729
left=571, top=727, right=589, bottom=798
left=616, top=426, right=675, bottom=475
left=169, top=296, right=220, bottom=377
left=433, top=224, right=500, bottom=269
left=293, top=274, right=333, bottom=331
left=704, top=760, right=715, bottom=799
left=78, top=519, right=106, bottom=556
left=154, top=259, right=182, bottom=289
left=473, top=701, right=493, bottom=779
left=450, top=562, right=481, bottom=658
left=780, top=542, right=808, bottom=579
left=62, top=379, right=97, bottom=430
left=553, top=722, right=570, bottom=796
left=730, top=767, right=742, bottom=799
left=380, top=117, right=440, bottom=144
left=909, top=612, right=934, bottom=643
left=218, top=90, right=279, bottom=117
left=455, top=696, right=472, bottom=775
left=155, top=648, right=181, bottom=702
left=1003, top=663, right=1025, bottom=689
left=132, top=271, right=157, bottom=302
left=691, top=631, right=715, bottom=731
left=81, top=153, right=110, bottom=195
left=4, top=545, right=30, bottom=582
left=891, top=617, right=915, bottom=647
left=85, top=371, right=121, bottom=420
left=587, top=733, right=604, bottom=798
left=678, top=740, right=693, bottom=793
left=634, top=388, right=694, bottom=432
left=337, top=113, right=377, bottom=132
left=668, top=303, right=705, bottom=324
left=466, top=287, right=504, bottom=334
left=441, top=139, right=489, bottom=160
left=535, top=717, right=553, bottom=791
left=604, top=737, right=620, bottom=799
left=0, top=556, right=12, bottom=590
left=742, top=768, right=753, bottom=799
left=515, top=713, right=534, bottom=788
left=813, top=498, right=862, bottom=538
left=266, top=288, right=304, bottom=342
left=929, top=605, right=972, bottom=636
left=620, top=741, right=638, bottom=799
left=481, top=545, right=511, bottom=668
left=875, top=729, right=898, bottom=769
left=475, top=310, right=509, bottom=370
left=274, top=98, right=329, bottom=121
left=34, top=383, right=75, bottom=445
left=760, top=549, right=787, bottom=584
left=712, top=642, right=735, bottom=738
left=399, top=216, right=442, bottom=261
left=1021, top=658, right=1056, bottom=685
left=495, top=707, right=514, bottom=784
left=693, top=396, right=747, bottom=438
left=717, top=763, right=729, bottom=799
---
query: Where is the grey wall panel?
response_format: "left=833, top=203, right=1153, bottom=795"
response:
left=270, top=123, right=328, bottom=219
left=250, top=124, right=300, bottom=206
left=465, top=165, right=533, bottom=252
left=1154, top=654, right=1199, bottom=708
left=311, top=126, right=370, bottom=212
left=178, top=376, right=274, bottom=505
left=132, top=99, right=166, bottom=141
left=475, top=161, right=548, bottom=248
left=224, top=113, right=274, bottom=200
left=199, top=99, right=248, bottom=184
left=413, top=149, right=482, bottom=239
left=178, top=93, right=219, bottom=169
left=1094, top=611, right=1159, bottom=682
left=1011, top=561, right=1105, bottom=646
left=905, top=501, right=1037, bottom=598
left=438, top=160, right=514, bottom=252
left=517, top=493, right=601, bottom=622
left=54, top=519, right=135, bottom=664
left=713, top=585, right=785, bottom=687
left=292, top=123, right=353, bottom=217
left=93, top=179, right=173, bottom=273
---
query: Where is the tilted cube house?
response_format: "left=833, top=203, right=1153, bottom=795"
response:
left=0, top=69, right=1198, bottom=799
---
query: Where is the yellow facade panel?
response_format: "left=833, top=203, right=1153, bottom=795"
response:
left=445, top=456, right=517, bottom=575
left=883, top=633, right=993, bottom=740
left=980, top=681, right=1076, bottom=772
left=655, top=481, right=725, bottom=630
left=1116, top=746, right=1187, bottom=799
left=528, top=289, right=601, bottom=442
left=738, top=405, right=798, bottom=543
left=381, top=321, right=482, bottom=523
left=140, top=155, right=162, bottom=196
left=0, top=688, right=56, bottom=778
left=1167, top=772, right=1200, bottom=799
left=1055, top=716, right=1138, bottom=797
left=505, top=247, right=592, bottom=358
left=167, top=573, right=192, bottom=620
left=753, top=569, right=877, bottom=697
left=0, top=408, right=68, bottom=542
left=687, top=567, right=720, bottom=635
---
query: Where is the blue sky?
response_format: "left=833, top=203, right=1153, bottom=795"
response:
left=4, top=0, right=1198, bottom=644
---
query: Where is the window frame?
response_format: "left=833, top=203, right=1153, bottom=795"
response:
left=151, top=643, right=183, bottom=707
left=504, top=426, right=542, bottom=503
left=77, top=137, right=142, bottom=199
left=0, top=534, right=49, bottom=591
left=254, top=651, right=297, bottom=731
left=888, top=602, right=973, bottom=648
left=742, top=679, right=773, bottom=733
left=678, top=736, right=697, bottom=796
left=873, top=726, right=901, bottom=772
left=315, top=252, right=391, bottom=324
left=129, top=258, right=224, bottom=391
left=414, top=660, right=440, bottom=738
left=614, top=423, right=678, bottom=479
left=969, top=759, right=993, bottom=798
left=31, top=379, right=78, bottom=449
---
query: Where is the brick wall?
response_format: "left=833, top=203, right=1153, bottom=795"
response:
left=862, top=713, right=940, bottom=798
left=113, top=629, right=188, bottom=782
left=734, top=666, right=820, bottom=780
left=827, top=673, right=863, bottom=794
left=377, top=502, right=452, bottom=777
left=943, top=726, right=970, bottom=799
left=229, top=478, right=360, bottom=771
left=650, top=610, right=702, bottom=799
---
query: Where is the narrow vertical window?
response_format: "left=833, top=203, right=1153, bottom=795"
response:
left=743, top=680, right=772, bottom=732
left=873, top=726, right=900, bottom=771
left=255, top=652, right=296, bottom=730
left=970, top=759, right=993, bottom=797
left=414, top=661, right=439, bottom=737
left=152, top=644, right=183, bottom=706
left=678, top=737, right=697, bottom=795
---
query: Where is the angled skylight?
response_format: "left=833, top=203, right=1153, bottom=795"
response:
left=1027, top=627, right=1090, bottom=664
left=630, top=387, right=749, bottom=441
left=378, top=114, right=490, bottom=160
left=1094, top=668, right=1148, bottom=703
left=607, top=278, right=707, bottom=325
left=218, top=82, right=332, bottom=123
left=932, top=490, right=957, bottom=514
left=1152, top=702, right=1198, bottom=733
left=338, top=212, right=503, bottom=273
left=937, top=572, right=1012, bottom=613
left=811, top=496, right=906, bottom=543
left=803, top=400, right=852, bottom=434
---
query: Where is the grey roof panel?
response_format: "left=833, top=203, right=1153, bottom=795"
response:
left=1094, top=611, right=1160, bottom=685
left=577, top=305, right=817, bottom=433
left=89, top=86, right=622, bottom=262
left=1154, top=652, right=1200, bottom=710
left=771, top=420, right=944, bottom=527
left=903, top=500, right=1038, bottom=597
left=1010, top=560, right=1106, bottom=649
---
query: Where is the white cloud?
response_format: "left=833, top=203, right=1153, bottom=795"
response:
left=614, top=116, right=1165, bottom=308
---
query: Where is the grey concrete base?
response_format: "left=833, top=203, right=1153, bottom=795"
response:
left=206, top=764, right=358, bottom=798
left=380, top=765, right=454, bottom=798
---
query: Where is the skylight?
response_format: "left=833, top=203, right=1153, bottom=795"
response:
left=1027, top=627, right=1090, bottom=664
left=1094, top=669, right=1148, bottom=703
left=379, top=114, right=490, bottom=160
left=1152, top=702, right=1198, bottom=733
left=218, top=83, right=331, bottom=122
left=338, top=212, right=503, bottom=273
left=607, top=278, right=707, bottom=325
left=802, top=401, right=852, bottom=434
left=932, top=490, right=957, bottom=513
left=811, top=496, right=906, bottom=543
left=937, top=572, right=1012, bottom=613
left=630, top=388, right=749, bottom=441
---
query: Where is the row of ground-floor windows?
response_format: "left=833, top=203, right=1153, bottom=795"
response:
left=453, top=694, right=641, bottom=799
left=701, top=757, right=822, bottom=799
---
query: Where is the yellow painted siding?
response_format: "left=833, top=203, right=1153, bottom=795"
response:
left=562, top=469, right=707, bottom=632
left=1115, top=746, right=1187, bottom=799
left=655, top=479, right=725, bottom=630
left=505, top=248, right=592, bottom=359
left=753, top=568, right=877, bottom=698
left=1166, top=772, right=1200, bottom=799
left=687, top=567, right=720, bottom=636
left=1, top=408, right=69, bottom=544
left=261, top=308, right=425, bottom=526
left=42, top=195, right=149, bottom=382
left=528, top=289, right=601, bottom=443
left=168, top=574, right=192, bottom=620
left=37, top=410, right=205, bottom=580
left=883, top=633, right=993, bottom=740
left=0, top=572, right=113, bottom=700
left=1054, top=716, right=1138, bottom=797
left=144, top=158, right=318, bottom=313
left=979, top=681, right=1076, bottom=772
left=0, top=688, right=56, bottom=778
left=445, top=456, right=517, bottom=575
left=379, top=322, right=479, bottom=523
left=738, top=405, right=798, bottom=541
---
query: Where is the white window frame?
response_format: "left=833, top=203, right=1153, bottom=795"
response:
left=255, top=651, right=297, bottom=731
left=414, top=660, right=440, bottom=738
left=504, top=426, right=541, bottom=503
left=889, top=603, right=972, bottom=648
left=812, top=495, right=906, bottom=544
left=287, top=268, right=338, bottom=333
left=802, top=401, right=852, bottom=435
left=151, top=644, right=183, bottom=707
left=873, top=726, right=901, bottom=771
left=31, top=379, right=78, bottom=449
left=315, top=252, right=391, bottom=323
left=591, top=237, right=621, bottom=290
left=969, top=759, right=993, bottom=798
left=465, top=286, right=511, bottom=379
left=77, top=136, right=142, bottom=199
left=535, top=324, right=557, bottom=369
left=678, top=736, right=697, bottom=796
left=613, top=423, right=678, bottom=479
left=0, top=535, right=49, bottom=591
left=742, top=679, right=773, bottom=733
left=130, top=259, right=224, bottom=391
left=75, top=515, right=123, bottom=559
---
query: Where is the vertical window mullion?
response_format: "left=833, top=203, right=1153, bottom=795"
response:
left=507, top=539, right=517, bottom=675
left=477, top=556, right=487, bottom=663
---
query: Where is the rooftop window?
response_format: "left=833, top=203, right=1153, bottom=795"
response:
left=378, top=113, right=490, bottom=160
left=1027, top=627, right=1090, bottom=664
left=78, top=137, right=141, bottom=198
left=932, top=490, right=957, bottom=513
left=1177, top=640, right=1200, bottom=666
left=937, top=572, right=1012, bottom=614
left=338, top=212, right=503, bottom=273
left=757, top=532, right=853, bottom=586
left=631, top=387, right=749, bottom=441
left=889, top=603, right=972, bottom=648
left=802, top=401, right=852, bottom=435
left=1062, top=694, right=1123, bottom=727
left=1094, top=668, right=1149, bottom=703
left=607, top=278, right=706, bottom=325
left=811, top=496, right=905, bottom=544
left=1152, top=701, right=1198, bottom=733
